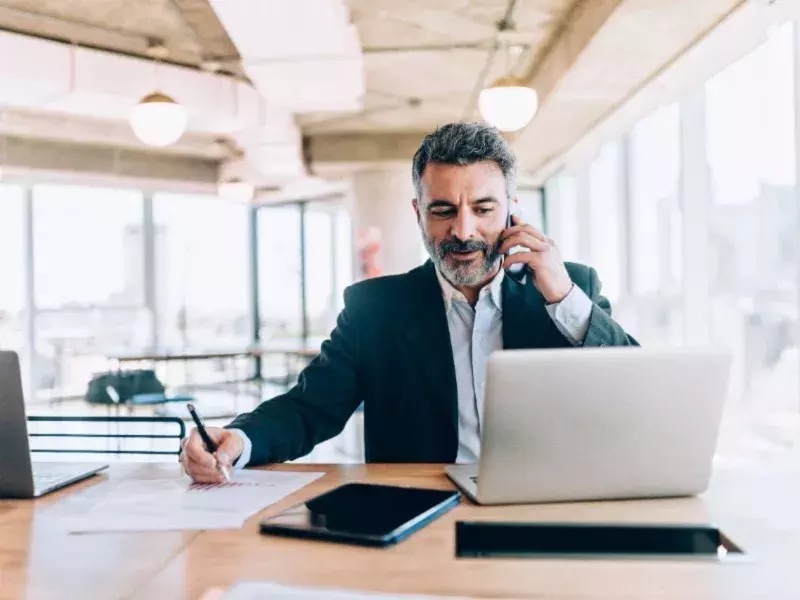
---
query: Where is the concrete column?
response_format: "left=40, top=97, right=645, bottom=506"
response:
left=618, top=134, right=634, bottom=299
left=574, top=167, right=592, bottom=265
left=794, top=20, right=800, bottom=421
left=679, top=88, right=713, bottom=346
left=350, top=167, right=423, bottom=277
left=22, top=185, right=36, bottom=404
left=142, top=193, right=158, bottom=349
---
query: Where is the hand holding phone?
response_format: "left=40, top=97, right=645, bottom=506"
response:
left=499, top=204, right=574, bottom=303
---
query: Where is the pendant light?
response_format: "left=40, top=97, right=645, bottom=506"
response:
left=479, top=76, right=538, bottom=132
left=130, top=40, right=188, bottom=147
left=130, top=92, right=187, bottom=147
left=479, top=36, right=538, bottom=132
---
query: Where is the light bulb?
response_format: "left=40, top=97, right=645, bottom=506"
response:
left=478, top=78, right=538, bottom=132
left=129, top=92, right=188, bottom=147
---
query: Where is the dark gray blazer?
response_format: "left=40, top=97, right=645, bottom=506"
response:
left=228, top=260, right=638, bottom=464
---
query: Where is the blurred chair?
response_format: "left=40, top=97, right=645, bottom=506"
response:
left=105, top=384, right=193, bottom=416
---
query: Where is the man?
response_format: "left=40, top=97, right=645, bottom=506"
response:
left=182, top=122, right=637, bottom=483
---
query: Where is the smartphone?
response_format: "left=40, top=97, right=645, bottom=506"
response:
left=505, top=204, right=526, bottom=279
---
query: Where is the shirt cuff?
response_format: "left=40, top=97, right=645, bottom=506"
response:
left=228, top=428, right=252, bottom=470
left=545, top=284, right=593, bottom=346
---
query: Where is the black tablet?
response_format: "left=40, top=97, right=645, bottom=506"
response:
left=455, top=522, right=746, bottom=560
left=259, top=483, right=461, bottom=547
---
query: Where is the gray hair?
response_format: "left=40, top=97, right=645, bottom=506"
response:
left=412, top=122, right=518, bottom=201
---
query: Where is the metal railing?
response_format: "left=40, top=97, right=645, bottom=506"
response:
left=27, top=415, right=186, bottom=456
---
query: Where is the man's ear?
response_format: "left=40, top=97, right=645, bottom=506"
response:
left=412, top=198, right=421, bottom=224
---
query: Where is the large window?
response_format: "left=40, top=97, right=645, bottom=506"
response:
left=258, top=201, right=354, bottom=347
left=704, top=23, right=797, bottom=434
left=334, top=206, right=354, bottom=311
left=258, top=206, right=303, bottom=345
left=588, top=142, right=623, bottom=303
left=32, top=184, right=146, bottom=398
left=516, top=187, right=545, bottom=231
left=0, top=184, right=25, bottom=353
left=628, top=103, right=683, bottom=345
left=305, top=202, right=353, bottom=340
left=153, top=193, right=250, bottom=349
left=5, top=178, right=353, bottom=405
left=546, top=21, right=800, bottom=456
left=544, top=173, right=580, bottom=262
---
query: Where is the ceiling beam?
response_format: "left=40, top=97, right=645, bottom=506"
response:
left=529, top=0, right=798, bottom=183
left=304, top=1, right=627, bottom=173
left=521, top=0, right=624, bottom=105
left=514, top=0, right=744, bottom=177
left=0, top=108, right=225, bottom=160
left=0, top=4, right=201, bottom=70
left=1, top=134, right=220, bottom=189
left=169, top=0, right=243, bottom=75
left=307, top=131, right=427, bottom=167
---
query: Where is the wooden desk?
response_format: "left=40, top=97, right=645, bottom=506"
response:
left=2, top=462, right=800, bottom=600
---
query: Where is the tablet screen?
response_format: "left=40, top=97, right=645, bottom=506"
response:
left=455, top=522, right=746, bottom=559
left=260, top=483, right=460, bottom=543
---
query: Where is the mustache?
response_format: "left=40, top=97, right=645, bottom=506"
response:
left=439, top=238, right=490, bottom=255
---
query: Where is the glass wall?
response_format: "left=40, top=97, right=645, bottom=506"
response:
left=704, top=23, right=797, bottom=440
left=545, top=22, right=799, bottom=455
left=32, top=184, right=147, bottom=398
left=516, top=187, right=545, bottom=231
left=628, top=103, right=683, bottom=345
left=588, top=142, right=623, bottom=303
left=258, top=200, right=354, bottom=347
left=0, top=184, right=26, bottom=355
left=5, top=179, right=354, bottom=404
left=305, top=202, right=353, bottom=340
left=334, top=206, right=354, bottom=312
left=545, top=173, right=580, bottom=263
left=154, top=193, right=250, bottom=349
left=258, top=205, right=303, bottom=345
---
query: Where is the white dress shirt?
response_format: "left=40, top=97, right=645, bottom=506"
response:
left=435, top=268, right=593, bottom=463
left=231, top=267, right=594, bottom=468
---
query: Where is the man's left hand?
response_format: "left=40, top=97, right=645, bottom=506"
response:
left=498, top=214, right=573, bottom=304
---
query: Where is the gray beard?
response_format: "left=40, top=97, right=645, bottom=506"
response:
left=422, top=234, right=502, bottom=287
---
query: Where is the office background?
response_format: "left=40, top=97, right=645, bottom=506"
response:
left=0, top=0, right=797, bottom=464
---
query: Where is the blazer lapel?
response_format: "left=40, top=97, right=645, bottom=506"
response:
left=502, top=272, right=572, bottom=350
left=401, top=261, right=458, bottom=452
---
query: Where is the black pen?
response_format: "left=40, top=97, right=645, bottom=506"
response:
left=187, top=403, right=231, bottom=482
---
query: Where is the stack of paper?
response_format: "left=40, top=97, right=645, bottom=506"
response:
left=46, top=470, right=324, bottom=533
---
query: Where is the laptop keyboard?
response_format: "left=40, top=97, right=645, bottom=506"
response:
left=32, top=467, right=89, bottom=490
left=33, top=472, right=71, bottom=487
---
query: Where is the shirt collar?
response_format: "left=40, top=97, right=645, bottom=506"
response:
left=435, top=267, right=504, bottom=313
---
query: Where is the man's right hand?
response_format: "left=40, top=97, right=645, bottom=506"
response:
left=181, top=426, right=244, bottom=483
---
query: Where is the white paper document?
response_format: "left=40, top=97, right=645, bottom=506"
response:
left=50, top=470, right=324, bottom=533
left=223, top=582, right=470, bottom=600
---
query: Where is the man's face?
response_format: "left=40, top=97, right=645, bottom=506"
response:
left=414, top=161, right=509, bottom=287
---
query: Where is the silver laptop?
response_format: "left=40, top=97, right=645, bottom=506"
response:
left=0, top=351, right=107, bottom=499
left=446, top=347, right=731, bottom=505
